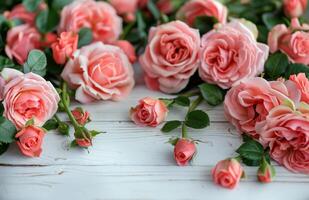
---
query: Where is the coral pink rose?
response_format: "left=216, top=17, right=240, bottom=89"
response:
left=256, top=104, right=309, bottom=174
left=268, top=18, right=309, bottom=65
left=257, top=160, right=275, bottom=183
left=109, top=0, right=138, bottom=22
left=5, top=24, right=41, bottom=65
left=283, top=0, right=307, bottom=18
left=58, top=0, right=122, bottom=44
left=130, top=97, right=168, bottom=127
left=51, top=32, right=78, bottom=65
left=199, top=20, right=269, bottom=89
left=176, top=0, right=227, bottom=26
left=113, top=40, right=137, bottom=64
left=76, top=138, right=92, bottom=148
left=289, top=73, right=309, bottom=103
left=2, top=69, right=60, bottom=129
left=72, top=107, right=90, bottom=126
left=211, top=158, right=244, bottom=189
left=61, top=42, right=134, bottom=103
left=41, top=33, right=58, bottom=48
left=224, top=77, right=300, bottom=138
left=139, top=21, right=200, bottom=93
left=174, top=139, right=196, bottom=166
left=4, top=4, right=36, bottom=25
left=15, top=125, right=45, bottom=157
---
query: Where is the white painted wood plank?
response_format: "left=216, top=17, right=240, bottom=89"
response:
left=0, top=165, right=308, bottom=200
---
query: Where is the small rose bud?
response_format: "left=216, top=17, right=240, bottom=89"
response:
left=283, top=0, right=307, bottom=18
left=74, top=127, right=93, bottom=148
left=76, top=138, right=92, bottom=148
left=174, top=138, right=196, bottom=166
left=257, top=158, right=276, bottom=183
left=211, top=158, right=244, bottom=189
left=71, top=107, right=90, bottom=126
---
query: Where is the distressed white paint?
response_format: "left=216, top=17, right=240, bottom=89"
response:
left=0, top=86, right=308, bottom=200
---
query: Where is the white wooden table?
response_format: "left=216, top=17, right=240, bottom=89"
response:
left=1, top=83, right=309, bottom=199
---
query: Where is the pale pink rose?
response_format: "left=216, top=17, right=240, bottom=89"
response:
left=224, top=77, right=300, bottom=138
left=58, top=0, right=122, bottom=44
left=71, top=107, right=90, bottom=126
left=289, top=73, right=309, bottom=103
left=109, top=0, right=138, bottom=22
left=61, top=42, right=135, bottom=103
left=113, top=40, right=137, bottom=64
left=51, top=32, right=78, bottom=65
left=283, top=0, right=307, bottom=18
left=2, top=69, right=60, bottom=129
left=211, top=158, right=243, bottom=189
left=256, top=104, right=309, bottom=174
left=176, top=0, right=227, bottom=26
left=199, top=21, right=269, bottom=89
left=4, top=4, right=36, bottom=25
left=130, top=97, right=168, bottom=127
left=5, top=24, right=41, bottom=65
left=174, top=139, right=196, bottom=166
left=76, top=138, right=92, bottom=147
left=15, top=125, right=45, bottom=157
left=139, top=21, right=200, bottom=93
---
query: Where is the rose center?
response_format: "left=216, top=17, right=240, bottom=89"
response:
left=15, top=93, right=42, bottom=119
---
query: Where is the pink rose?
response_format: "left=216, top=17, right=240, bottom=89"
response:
left=257, top=160, right=275, bottom=183
left=268, top=18, right=309, bottom=65
left=283, top=0, right=307, bottom=18
left=130, top=97, right=168, bottom=127
left=139, top=21, right=200, bottom=93
left=4, top=4, right=36, bottom=25
left=15, top=125, right=45, bottom=157
left=211, top=158, right=244, bottom=189
left=256, top=104, right=309, bottom=174
left=176, top=0, right=227, bottom=26
left=113, top=40, right=137, bottom=64
left=157, top=0, right=173, bottom=14
left=174, top=139, right=196, bottom=166
left=61, top=42, right=135, bottom=103
left=41, top=33, right=58, bottom=48
left=72, top=107, right=90, bottom=126
left=58, top=0, right=122, bottom=44
left=2, top=69, right=60, bottom=129
left=76, top=138, right=92, bottom=148
left=289, top=73, right=309, bottom=103
left=224, top=77, right=300, bottom=138
left=109, top=0, right=138, bottom=22
left=5, top=24, right=41, bottom=65
left=199, top=20, right=269, bottom=89
left=51, top=32, right=78, bottom=65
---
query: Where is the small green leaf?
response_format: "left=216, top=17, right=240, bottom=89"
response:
left=70, top=139, right=78, bottom=148
left=198, top=83, right=224, bottom=106
left=161, top=120, right=182, bottom=133
left=0, top=117, right=17, bottom=143
left=0, top=142, right=9, bottom=156
left=236, top=139, right=265, bottom=161
left=167, top=137, right=179, bottom=146
left=159, top=98, right=174, bottom=108
left=25, top=118, right=34, bottom=126
left=174, top=96, right=190, bottom=107
left=285, top=63, right=309, bottom=79
left=35, top=8, right=60, bottom=33
left=23, top=49, right=47, bottom=76
left=90, top=130, right=104, bottom=137
left=22, top=0, right=42, bottom=12
left=43, top=118, right=59, bottom=131
left=78, top=28, right=93, bottom=48
left=185, top=110, right=210, bottom=129
left=265, top=52, right=289, bottom=80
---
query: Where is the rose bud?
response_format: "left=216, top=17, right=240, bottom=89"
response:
left=74, top=127, right=93, bottom=148
left=113, top=40, right=137, bottom=64
left=71, top=107, right=90, bottom=126
left=211, top=158, right=244, bottom=189
left=76, top=138, right=92, bottom=148
left=130, top=97, right=168, bottom=127
left=283, top=0, right=307, bottom=18
left=51, top=32, right=78, bottom=65
left=174, top=139, right=196, bottom=166
left=15, top=125, right=45, bottom=157
left=257, top=158, right=276, bottom=183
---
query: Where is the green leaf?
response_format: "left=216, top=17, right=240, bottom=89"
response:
left=22, top=0, right=42, bottom=12
left=43, top=118, right=59, bottom=131
left=0, top=117, right=17, bottom=143
left=265, top=52, right=289, bottom=80
left=262, top=12, right=286, bottom=30
left=285, top=63, right=309, bottom=78
left=185, top=110, right=210, bottom=129
left=0, top=142, right=9, bottom=156
left=147, top=0, right=160, bottom=20
left=193, top=16, right=217, bottom=35
left=167, top=137, right=179, bottom=146
left=23, top=49, right=47, bottom=76
left=90, top=130, right=104, bottom=137
left=0, top=55, right=15, bottom=70
left=70, top=139, right=78, bottom=148
left=174, top=96, right=190, bottom=107
left=35, top=8, right=60, bottom=33
left=52, top=0, right=73, bottom=10
left=25, top=118, right=34, bottom=126
left=236, top=139, right=265, bottom=161
left=198, top=83, right=224, bottom=106
left=78, top=28, right=93, bottom=48
left=161, top=120, right=182, bottom=133
left=159, top=98, right=174, bottom=108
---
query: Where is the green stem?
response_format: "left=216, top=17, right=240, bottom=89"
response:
left=120, top=21, right=136, bottom=40
left=181, top=123, right=188, bottom=138
left=188, top=95, right=203, bottom=113
left=181, top=88, right=200, bottom=98
left=54, top=114, right=62, bottom=124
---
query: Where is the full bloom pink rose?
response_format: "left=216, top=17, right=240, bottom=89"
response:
left=4, top=4, right=36, bottom=25
left=2, top=69, right=60, bottom=129
left=257, top=104, right=309, bottom=174
left=283, top=0, right=307, bottom=18
left=76, top=138, right=92, bottom=148
left=174, top=139, right=196, bottom=166
left=224, top=77, right=300, bottom=138
left=15, top=125, right=45, bottom=157
left=199, top=20, right=269, bottom=89
left=109, top=0, right=138, bottom=22
left=51, top=32, right=78, bottom=65
left=113, top=40, right=137, bottom=64
left=5, top=24, right=41, bottom=65
left=211, top=158, right=244, bottom=189
left=130, top=97, right=168, bottom=127
left=289, top=73, right=309, bottom=103
left=72, top=107, right=90, bottom=126
left=61, top=42, right=134, bottom=103
left=139, top=21, right=200, bottom=93
left=58, top=0, right=122, bottom=44
left=268, top=18, right=309, bottom=65
left=176, top=0, right=227, bottom=26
